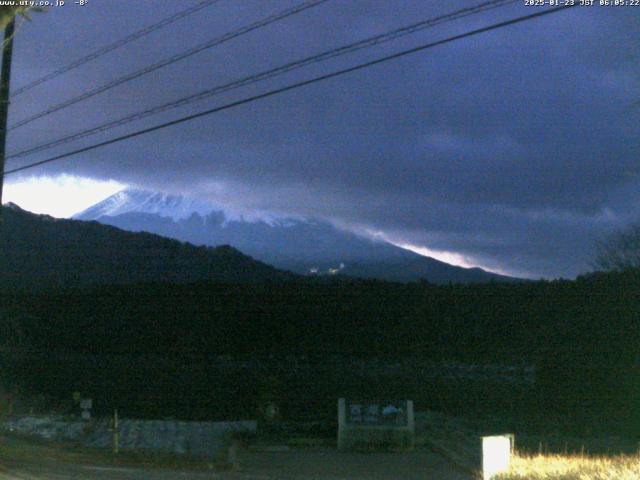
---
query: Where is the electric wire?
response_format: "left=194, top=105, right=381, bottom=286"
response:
left=4, top=5, right=576, bottom=177
left=8, top=0, right=330, bottom=131
left=7, top=0, right=516, bottom=160
left=11, top=0, right=223, bottom=98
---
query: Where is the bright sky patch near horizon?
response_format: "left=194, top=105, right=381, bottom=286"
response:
left=4, top=175, right=125, bottom=218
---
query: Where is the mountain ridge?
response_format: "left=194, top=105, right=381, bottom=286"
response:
left=1, top=203, right=299, bottom=291
left=74, top=189, right=517, bottom=284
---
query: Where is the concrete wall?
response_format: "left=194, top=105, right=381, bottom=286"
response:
left=2, top=416, right=256, bottom=459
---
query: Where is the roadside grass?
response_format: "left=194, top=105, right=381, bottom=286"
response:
left=418, top=410, right=640, bottom=479
left=496, top=453, right=640, bottom=480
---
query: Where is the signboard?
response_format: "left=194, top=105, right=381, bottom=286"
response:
left=338, top=398, right=415, bottom=451
left=80, top=398, right=92, bottom=421
left=346, top=400, right=408, bottom=426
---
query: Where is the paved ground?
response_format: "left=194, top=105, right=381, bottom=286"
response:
left=0, top=441, right=472, bottom=480
left=237, top=447, right=472, bottom=480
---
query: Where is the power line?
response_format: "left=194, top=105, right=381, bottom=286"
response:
left=11, top=0, right=223, bottom=98
left=7, top=0, right=517, bottom=160
left=3, top=5, right=576, bottom=177
left=8, top=0, right=330, bottom=131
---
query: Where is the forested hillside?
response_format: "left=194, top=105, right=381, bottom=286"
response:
left=0, top=204, right=298, bottom=290
left=1, top=270, right=638, bottom=427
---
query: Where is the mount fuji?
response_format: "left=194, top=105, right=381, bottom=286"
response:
left=74, top=189, right=515, bottom=284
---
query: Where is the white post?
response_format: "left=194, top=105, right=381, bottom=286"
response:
left=482, top=435, right=512, bottom=480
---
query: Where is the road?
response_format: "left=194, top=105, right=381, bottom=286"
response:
left=0, top=443, right=472, bottom=479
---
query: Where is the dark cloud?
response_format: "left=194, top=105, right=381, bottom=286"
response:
left=5, top=0, right=640, bottom=278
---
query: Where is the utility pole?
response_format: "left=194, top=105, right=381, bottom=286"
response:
left=0, top=17, right=15, bottom=208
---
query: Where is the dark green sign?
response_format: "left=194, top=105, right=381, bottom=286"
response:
left=346, top=400, right=408, bottom=426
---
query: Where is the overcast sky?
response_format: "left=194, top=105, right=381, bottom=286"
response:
left=3, top=0, right=639, bottom=279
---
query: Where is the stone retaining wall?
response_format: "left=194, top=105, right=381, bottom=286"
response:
left=2, top=416, right=256, bottom=458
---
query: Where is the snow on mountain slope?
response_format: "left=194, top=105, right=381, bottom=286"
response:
left=76, top=189, right=223, bottom=221
left=76, top=189, right=298, bottom=226
left=75, top=189, right=515, bottom=283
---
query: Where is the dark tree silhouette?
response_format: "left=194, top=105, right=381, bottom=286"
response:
left=0, top=6, right=43, bottom=30
left=594, top=224, right=640, bottom=271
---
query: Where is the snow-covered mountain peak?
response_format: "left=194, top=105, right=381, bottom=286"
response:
left=74, top=189, right=220, bottom=221
left=74, top=188, right=302, bottom=226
